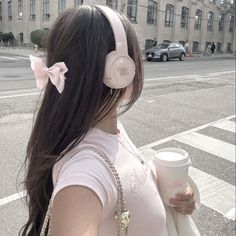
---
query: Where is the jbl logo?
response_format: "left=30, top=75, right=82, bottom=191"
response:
left=118, top=68, right=129, bottom=76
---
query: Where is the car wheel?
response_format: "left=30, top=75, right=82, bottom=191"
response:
left=179, top=53, right=185, bottom=61
left=147, top=58, right=152, bottom=61
left=161, top=54, right=168, bottom=62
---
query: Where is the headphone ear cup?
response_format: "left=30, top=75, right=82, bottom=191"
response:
left=103, top=51, right=136, bottom=89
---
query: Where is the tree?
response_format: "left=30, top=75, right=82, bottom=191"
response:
left=221, top=0, right=236, bottom=14
left=0, top=32, right=15, bottom=42
left=30, top=29, right=49, bottom=48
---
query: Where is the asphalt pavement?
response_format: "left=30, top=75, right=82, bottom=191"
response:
left=0, top=52, right=235, bottom=236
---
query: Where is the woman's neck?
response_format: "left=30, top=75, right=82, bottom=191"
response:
left=95, top=111, right=118, bottom=135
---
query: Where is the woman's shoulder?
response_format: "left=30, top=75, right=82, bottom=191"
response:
left=52, top=146, right=114, bottom=185
left=52, top=146, right=118, bottom=210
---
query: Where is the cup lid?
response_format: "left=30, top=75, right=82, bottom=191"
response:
left=154, top=148, right=190, bottom=167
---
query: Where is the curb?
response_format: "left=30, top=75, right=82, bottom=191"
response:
left=0, top=48, right=44, bottom=57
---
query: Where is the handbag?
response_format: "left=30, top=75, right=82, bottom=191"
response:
left=40, top=145, right=130, bottom=236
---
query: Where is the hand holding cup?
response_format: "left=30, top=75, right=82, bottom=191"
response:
left=153, top=148, right=191, bottom=207
left=169, top=185, right=196, bottom=215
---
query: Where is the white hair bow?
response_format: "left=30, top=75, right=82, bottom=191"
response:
left=29, top=55, right=68, bottom=93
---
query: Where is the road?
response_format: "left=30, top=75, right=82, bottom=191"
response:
left=0, top=54, right=235, bottom=235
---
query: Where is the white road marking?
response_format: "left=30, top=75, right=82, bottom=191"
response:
left=174, top=132, right=235, bottom=163
left=224, top=208, right=236, bottom=221
left=0, top=191, right=26, bottom=206
left=0, top=92, right=40, bottom=99
left=0, top=114, right=235, bottom=224
left=143, top=71, right=235, bottom=89
left=145, top=70, right=235, bottom=82
left=0, top=56, right=17, bottom=60
left=0, top=113, right=33, bottom=124
left=212, top=120, right=236, bottom=133
left=15, top=56, right=29, bottom=60
left=189, top=167, right=235, bottom=220
left=139, top=115, right=236, bottom=151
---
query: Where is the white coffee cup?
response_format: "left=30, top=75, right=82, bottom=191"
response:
left=153, top=148, right=191, bottom=206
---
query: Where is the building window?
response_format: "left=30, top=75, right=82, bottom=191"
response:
left=147, top=0, right=157, bottom=24
left=127, top=0, right=138, bottom=23
left=192, top=41, right=199, bottom=53
left=18, top=0, right=23, bottom=16
left=7, top=1, right=12, bottom=20
left=194, top=10, right=202, bottom=30
left=227, top=43, right=232, bottom=52
left=8, top=1, right=12, bottom=21
left=181, top=7, right=189, bottom=28
left=19, top=32, right=23, bottom=42
left=58, top=0, right=65, bottom=13
left=0, top=2, right=2, bottom=21
left=74, top=0, right=83, bottom=7
left=229, top=15, right=234, bottom=32
left=207, top=11, right=214, bottom=31
left=43, top=0, right=50, bottom=21
left=165, top=4, right=174, bottom=27
left=30, top=0, right=36, bottom=20
left=219, top=14, right=224, bottom=31
left=216, top=42, right=222, bottom=52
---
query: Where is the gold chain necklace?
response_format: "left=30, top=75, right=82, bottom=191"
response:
left=102, top=129, right=145, bottom=165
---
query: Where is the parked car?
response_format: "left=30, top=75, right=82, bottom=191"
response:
left=145, top=43, right=186, bottom=62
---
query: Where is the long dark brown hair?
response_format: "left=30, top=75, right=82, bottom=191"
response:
left=20, top=5, right=143, bottom=236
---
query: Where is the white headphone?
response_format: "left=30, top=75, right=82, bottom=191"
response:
left=95, top=5, right=136, bottom=89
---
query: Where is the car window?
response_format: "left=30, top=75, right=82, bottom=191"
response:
left=169, top=43, right=175, bottom=48
left=155, top=44, right=169, bottom=49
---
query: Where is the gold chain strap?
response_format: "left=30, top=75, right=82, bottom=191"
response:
left=40, top=145, right=130, bottom=236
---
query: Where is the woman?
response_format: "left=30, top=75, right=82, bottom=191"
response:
left=21, top=5, right=195, bottom=236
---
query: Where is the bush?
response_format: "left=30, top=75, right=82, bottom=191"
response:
left=30, top=29, right=49, bottom=48
left=0, top=32, right=15, bottom=42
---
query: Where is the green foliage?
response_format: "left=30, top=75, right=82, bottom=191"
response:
left=30, top=29, right=49, bottom=48
left=221, top=0, right=236, bottom=14
left=0, top=32, right=15, bottom=42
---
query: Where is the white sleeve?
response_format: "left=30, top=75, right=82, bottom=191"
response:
left=51, top=150, right=118, bottom=215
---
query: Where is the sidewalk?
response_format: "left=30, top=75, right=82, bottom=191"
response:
left=184, top=52, right=235, bottom=60
left=0, top=46, right=235, bottom=60
left=0, top=47, right=45, bottom=57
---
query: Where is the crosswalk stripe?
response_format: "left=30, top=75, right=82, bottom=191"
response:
left=189, top=167, right=235, bottom=220
left=0, top=191, right=26, bottom=206
left=174, top=132, right=235, bottom=163
left=211, top=120, right=236, bottom=133
left=139, top=115, right=236, bottom=151
left=141, top=148, right=236, bottom=220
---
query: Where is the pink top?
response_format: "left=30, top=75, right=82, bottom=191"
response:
left=52, top=123, right=168, bottom=236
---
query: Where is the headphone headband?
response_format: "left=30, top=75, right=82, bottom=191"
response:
left=95, top=5, right=136, bottom=89
left=95, top=5, right=128, bottom=56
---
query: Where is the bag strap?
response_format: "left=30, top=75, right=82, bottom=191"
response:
left=40, top=144, right=130, bottom=236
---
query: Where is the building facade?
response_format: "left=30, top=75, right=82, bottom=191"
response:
left=0, top=0, right=235, bottom=53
